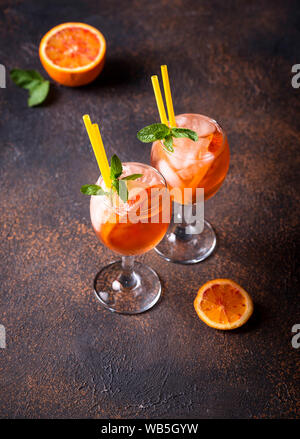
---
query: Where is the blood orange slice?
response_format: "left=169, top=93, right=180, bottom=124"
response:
left=39, top=22, right=106, bottom=86
left=194, top=279, right=253, bottom=330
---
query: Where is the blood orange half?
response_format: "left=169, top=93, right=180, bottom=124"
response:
left=39, top=22, right=106, bottom=86
left=194, top=279, right=254, bottom=330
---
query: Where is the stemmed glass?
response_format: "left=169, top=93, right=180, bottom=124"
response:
left=151, top=113, right=230, bottom=264
left=90, top=162, right=170, bottom=314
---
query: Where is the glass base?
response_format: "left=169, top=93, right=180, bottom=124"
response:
left=94, top=260, right=161, bottom=314
left=154, top=220, right=216, bottom=264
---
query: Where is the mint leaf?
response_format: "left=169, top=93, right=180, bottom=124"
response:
left=28, top=80, right=50, bottom=107
left=10, top=69, right=44, bottom=87
left=80, top=184, right=108, bottom=196
left=163, top=135, right=174, bottom=152
left=137, top=123, right=170, bottom=143
left=110, top=154, right=123, bottom=179
left=171, top=128, right=198, bottom=142
left=118, top=180, right=128, bottom=202
left=10, top=69, right=50, bottom=107
left=121, top=174, right=143, bottom=181
left=111, top=179, right=128, bottom=202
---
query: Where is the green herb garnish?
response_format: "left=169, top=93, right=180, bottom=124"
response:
left=10, top=69, right=50, bottom=107
left=80, top=184, right=109, bottom=196
left=81, top=154, right=142, bottom=202
left=137, top=123, right=198, bottom=152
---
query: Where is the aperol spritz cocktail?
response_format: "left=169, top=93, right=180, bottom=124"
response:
left=151, top=113, right=230, bottom=264
left=90, top=162, right=170, bottom=313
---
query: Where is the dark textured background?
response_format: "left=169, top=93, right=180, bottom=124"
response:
left=0, top=0, right=299, bottom=419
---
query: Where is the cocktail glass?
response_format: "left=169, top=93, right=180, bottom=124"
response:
left=90, top=162, right=170, bottom=314
left=151, top=113, right=230, bottom=264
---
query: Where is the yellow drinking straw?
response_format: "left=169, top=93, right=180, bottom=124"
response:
left=151, top=75, right=168, bottom=125
left=82, top=115, right=111, bottom=189
left=92, top=123, right=111, bottom=188
left=161, top=65, right=176, bottom=127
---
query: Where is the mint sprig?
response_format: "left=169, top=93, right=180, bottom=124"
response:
left=137, top=123, right=198, bottom=153
left=10, top=69, right=50, bottom=107
left=81, top=154, right=143, bottom=202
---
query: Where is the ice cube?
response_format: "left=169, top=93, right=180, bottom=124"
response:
left=167, top=136, right=212, bottom=170
left=157, top=159, right=183, bottom=188
left=176, top=114, right=216, bottom=137
left=177, top=164, right=200, bottom=181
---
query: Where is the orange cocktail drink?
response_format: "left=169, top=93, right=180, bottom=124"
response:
left=82, top=114, right=170, bottom=314
left=88, top=162, right=170, bottom=314
left=150, top=113, right=229, bottom=264
left=138, top=65, right=230, bottom=264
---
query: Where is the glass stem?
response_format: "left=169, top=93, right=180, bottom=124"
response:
left=174, top=202, right=195, bottom=241
left=119, top=256, right=137, bottom=289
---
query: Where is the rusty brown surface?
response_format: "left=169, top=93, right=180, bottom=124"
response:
left=0, top=0, right=299, bottom=419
